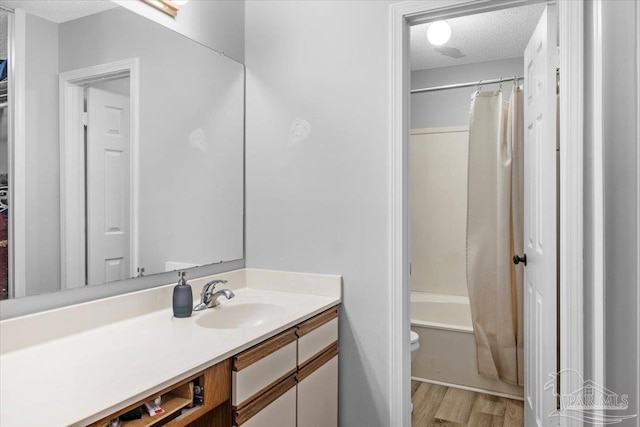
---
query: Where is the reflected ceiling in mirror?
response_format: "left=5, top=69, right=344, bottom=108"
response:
left=0, top=1, right=244, bottom=300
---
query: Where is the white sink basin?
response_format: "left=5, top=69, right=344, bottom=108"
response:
left=195, top=303, right=283, bottom=329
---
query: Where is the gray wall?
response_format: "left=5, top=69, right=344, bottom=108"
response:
left=24, top=13, right=60, bottom=296
left=114, top=0, right=244, bottom=63
left=246, top=3, right=640, bottom=425
left=600, top=1, right=639, bottom=424
left=411, top=57, right=523, bottom=129
left=245, top=1, right=395, bottom=425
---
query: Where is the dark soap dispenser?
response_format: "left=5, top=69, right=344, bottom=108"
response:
left=173, top=272, right=193, bottom=318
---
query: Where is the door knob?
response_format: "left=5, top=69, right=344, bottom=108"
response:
left=513, top=253, right=527, bottom=266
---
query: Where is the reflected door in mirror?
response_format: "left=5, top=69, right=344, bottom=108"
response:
left=86, top=87, right=131, bottom=285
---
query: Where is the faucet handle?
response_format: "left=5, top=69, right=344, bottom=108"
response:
left=201, top=279, right=228, bottom=300
left=203, top=279, right=227, bottom=291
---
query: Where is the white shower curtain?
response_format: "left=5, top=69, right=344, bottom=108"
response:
left=466, top=85, right=524, bottom=386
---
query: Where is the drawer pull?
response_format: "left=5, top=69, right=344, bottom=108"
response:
left=297, top=341, right=339, bottom=383
left=296, top=306, right=339, bottom=338
left=233, top=328, right=297, bottom=371
left=233, top=373, right=297, bottom=426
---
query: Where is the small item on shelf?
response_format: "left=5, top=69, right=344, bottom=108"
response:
left=120, top=406, right=143, bottom=421
left=193, top=383, right=204, bottom=406
left=109, top=418, right=121, bottom=427
left=154, top=410, right=183, bottom=426
left=144, top=399, right=165, bottom=416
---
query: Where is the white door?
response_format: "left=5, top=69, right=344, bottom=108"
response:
left=86, top=87, right=131, bottom=286
left=523, top=4, right=558, bottom=426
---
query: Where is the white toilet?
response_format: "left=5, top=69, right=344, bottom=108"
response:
left=410, top=330, right=420, bottom=361
left=410, top=330, right=420, bottom=413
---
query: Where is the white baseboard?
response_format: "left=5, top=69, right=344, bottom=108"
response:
left=411, top=376, right=525, bottom=401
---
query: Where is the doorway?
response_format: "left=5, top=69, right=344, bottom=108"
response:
left=388, top=1, right=585, bottom=426
left=410, top=4, right=553, bottom=424
left=59, top=59, right=139, bottom=290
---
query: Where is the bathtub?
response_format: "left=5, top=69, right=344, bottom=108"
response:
left=410, top=291, right=524, bottom=399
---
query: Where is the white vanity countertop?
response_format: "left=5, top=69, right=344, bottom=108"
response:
left=0, top=283, right=341, bottom=427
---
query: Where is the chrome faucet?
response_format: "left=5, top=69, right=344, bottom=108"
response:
left=207, top=289, right=235, bottom=307
left=193, top=280, right=235, bottom=311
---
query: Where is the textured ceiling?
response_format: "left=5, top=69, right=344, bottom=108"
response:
left=0, top=1, right=119, bottom=24
left=410, top=3, right=546, bottom=71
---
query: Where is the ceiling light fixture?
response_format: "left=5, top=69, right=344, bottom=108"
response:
left=427, top=20, right=452, bottom=46
left=140, top=0, right=187, bottom=17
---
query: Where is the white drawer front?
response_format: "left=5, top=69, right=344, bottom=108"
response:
left=242, top=387, right=297, bottom=427
left=232, top=341, right=297, bottom=406
left=298, top=318, right=338, bottom=365
left=297, top=356, right=339, bottom=427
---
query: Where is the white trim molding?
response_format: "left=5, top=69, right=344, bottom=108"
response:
left=636, top=0, right=640, bottom=423
left=8, top=9, right=26, bottom=298
left=59, top=81, right=85, bottom=289
left=590, top=3, right=606, bottom=426
left=412, top=376, right=525, bottom=401
left=558, top=2, right=585, bottom=426
left=410, top=126, right=468, bottom=135
left=389, top=1, right=585, bottom=426
left=59, top=58, right=140, bottom=289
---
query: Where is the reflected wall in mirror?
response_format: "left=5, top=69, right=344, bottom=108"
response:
left=1, top=1, right=244, bottom=300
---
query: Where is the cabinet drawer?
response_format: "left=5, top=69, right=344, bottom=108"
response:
left=298, top=355, right=339, bottom=427
left=233, top=374, right=297, bottom=427
left=297, top=307, right=339, bottom=365
left=232, top=328, right=297, bottom=406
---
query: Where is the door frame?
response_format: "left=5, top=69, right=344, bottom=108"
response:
left=388, top=1, right=587, bottom=426
left=7, top=8, right=26, bottom=298
left=59, top=58, right=140, bottom=289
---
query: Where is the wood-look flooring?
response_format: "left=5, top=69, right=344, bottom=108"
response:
left=411, top=380, right=524, bottom=427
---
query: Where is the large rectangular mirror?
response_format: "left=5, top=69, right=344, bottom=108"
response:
left=0, top=1, right=244, bottom=301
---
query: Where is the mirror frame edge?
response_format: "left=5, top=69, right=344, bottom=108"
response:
left=0, top=259, right=246, bottom=320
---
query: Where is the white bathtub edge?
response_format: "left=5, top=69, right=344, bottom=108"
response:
left=411, top=320, right=473, bottom=334
left=410, top=291, right=470, bottom=304
left=410, top=291, right=474, bottom=333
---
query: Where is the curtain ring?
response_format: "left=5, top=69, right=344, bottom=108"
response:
left=499, top=77, right=503, bottom=90
left=477, top=80, right=483, bottom=92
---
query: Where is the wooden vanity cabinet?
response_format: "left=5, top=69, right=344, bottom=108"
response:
left=231, top=306, right=339, bottom=427
left=87, top=359, right=231, bottom=427
left=87, top=305, right=339, bottom=427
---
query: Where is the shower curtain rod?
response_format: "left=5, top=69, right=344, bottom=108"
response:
left=411, top=75, right=524, bottom=94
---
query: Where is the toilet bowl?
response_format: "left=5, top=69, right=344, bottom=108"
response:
left=410, top=330, right=420, bottom=361
left=410, top=330, right=420, bottom=413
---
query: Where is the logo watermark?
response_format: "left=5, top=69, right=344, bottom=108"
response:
left=544, top=369, right=637, bottom=424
